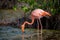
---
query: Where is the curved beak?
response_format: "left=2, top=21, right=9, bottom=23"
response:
left=21, top=24, right=25, bottom=33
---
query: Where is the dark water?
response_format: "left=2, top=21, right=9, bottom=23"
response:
left=0, top=26, right=40, bottom=40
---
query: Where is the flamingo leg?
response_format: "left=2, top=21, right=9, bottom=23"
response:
left=39, top=19, right=43, bottom=40
left=37, top=19, right=39, bottom=40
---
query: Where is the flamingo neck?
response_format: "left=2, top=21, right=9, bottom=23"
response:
left=21, top=17, right=35, bottom=32
left=23, top=17, right=35, bottom=26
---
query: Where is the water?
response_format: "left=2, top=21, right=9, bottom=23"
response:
left=0, top=26, right=40, bottom=40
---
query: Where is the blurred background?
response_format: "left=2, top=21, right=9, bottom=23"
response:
left=0, top=0, right=60, bottom=40
left=0, top=0, right=60, bottom=30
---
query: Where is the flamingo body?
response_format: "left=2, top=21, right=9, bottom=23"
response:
left=21, top=9, right=51, bottom=33
left=31, top=9, right=44, bottom=19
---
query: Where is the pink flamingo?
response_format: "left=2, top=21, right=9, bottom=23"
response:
left=21, top=9, right=51, bottom=33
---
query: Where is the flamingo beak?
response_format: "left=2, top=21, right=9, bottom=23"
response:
left=21, top=24, right=25, bottom=33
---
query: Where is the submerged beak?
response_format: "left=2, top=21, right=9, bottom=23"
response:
left=21, top=24, right=25, bottom=33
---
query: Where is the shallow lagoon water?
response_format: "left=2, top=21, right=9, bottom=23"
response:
left=0, top=26, right=60, bottom=40
left=0, top=26, right=40, bottom=40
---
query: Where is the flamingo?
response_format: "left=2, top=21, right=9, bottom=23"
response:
left=21, top=9, right=51, bottom=33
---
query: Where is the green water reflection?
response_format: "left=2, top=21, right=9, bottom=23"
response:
left=0, top=26, right=39, bottom=40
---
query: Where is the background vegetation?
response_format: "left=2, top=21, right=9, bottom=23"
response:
left=0, top=0, right=60, bottom=40
left=0, top=0, right=60, bottom=29
left=16, top=0, right=60, bottom=15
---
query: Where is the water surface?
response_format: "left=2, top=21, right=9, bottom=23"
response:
left=0, top=26, right=40, bottom=40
